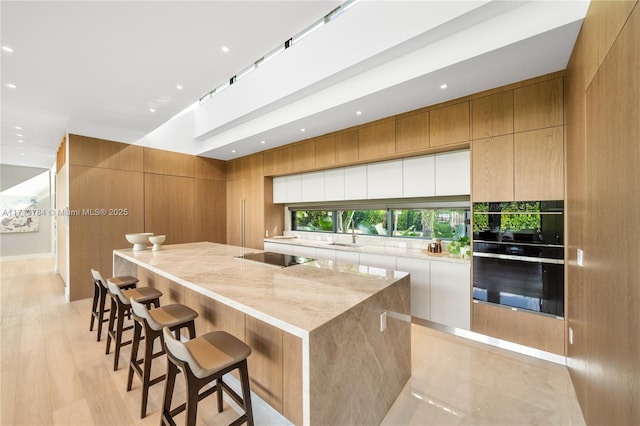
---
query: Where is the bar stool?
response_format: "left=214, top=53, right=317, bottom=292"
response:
left=105, top=280, right=163, bottom=371
left=128, top=297, right=199, bottom=418
left=161, top=326, right=254, bottom=426
left=89, top=269, right=138, bottom=342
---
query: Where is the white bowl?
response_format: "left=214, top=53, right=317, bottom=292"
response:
left=125, top=233, right=153, bottom=251
left=148, top=235, right=166, bottom=251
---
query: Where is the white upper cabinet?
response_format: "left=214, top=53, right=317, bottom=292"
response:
left=367, top=160, right=403, bottom=200
left=435, top=150, right=470, bottom=196
left=403, top=155, right=435, bottom=197
left=273, top=176, right=287, bottom=203
left=344, top=165, right=367, bottom=200
left=324, top=168, right=345, bottom=201
left=300, top=171, right=325, bottom=202
left=286, top=174, right=302, bottom=203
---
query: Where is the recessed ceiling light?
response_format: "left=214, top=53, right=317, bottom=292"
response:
left=15, top=126, right=22, bottom=130
left=300, top=128, right=306, bottom=132
left=6, top=83, right=16, bottom=89
left=260, top=140, right=266, bottom=144
left=16, top=133, right=23, bottom=137
left=356, top=110, right=362, bottom=115
left=176, top=84, right=183, bottom=90
left=18, top=140, right=23, bottom=143
left=440, top=83, right=448, bottom=90
left=2, top=46, right=14, bottom=53
left=221, top=46, right=230, bottom=53
left=231, top=149, right=236, bottom=153
left=149, top=108, right=156, bottom=112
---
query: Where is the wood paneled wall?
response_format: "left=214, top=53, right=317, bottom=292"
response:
left=565, top=2, right=639, bottom=425
left=61, top=135, right=226, bottom=300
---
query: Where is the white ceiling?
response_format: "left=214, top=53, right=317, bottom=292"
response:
left=1, top=0, right=589, bottom=170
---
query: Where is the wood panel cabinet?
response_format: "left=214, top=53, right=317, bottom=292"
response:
left=358, top=120, right=395, bottom=161
left=395, top=112, right=429, bottom=153
left=227, top=177, right=264, bottom=249
left=291, top=141, right=315, bottom=173
left=514, top=77, right=564, bottom=132
left=472, top=301, right=564, bottom=355
left=335, top=129, right=359, bottom=165
left=195, top=178, right=226, bottom=244
left=430, top=102, right=470, bottom=147
left=471, top=135, right=514, bottom=201
left=514, top=126, right=564, bottom=200
left=144, top=173, right=195, bottom=244
left=314, top=134, right=336, bottom=169
left=472, top=91, right=514, bottom=139
left=264, top=146, right=292, bottom=176
left=143, top=147, right=194, bottom=177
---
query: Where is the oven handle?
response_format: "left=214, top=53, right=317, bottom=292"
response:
left=473, top=252, right=564, bottom=265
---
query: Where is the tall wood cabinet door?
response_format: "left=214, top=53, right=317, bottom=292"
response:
left=226, top=178, right=245, bottom=247
left=358, top=120, right=396, bottom=161
left=472, top=91, right=514, bottom=139
left=514, top=126, right=564, bottom=200
left=396, top=112, right=429, bottom=153
left=430, top=102, right=470, bottom=147
left=514, top=77, right=564, bottom=132
left=472, top=135, right=514, bottom=202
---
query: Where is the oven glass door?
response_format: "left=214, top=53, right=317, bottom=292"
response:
left=473, top=255, right=564, bottom=317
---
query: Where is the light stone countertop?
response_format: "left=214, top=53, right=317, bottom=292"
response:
left=114, top=241, right=408, bottom=338
left=264, top=236, right=470, bottom=264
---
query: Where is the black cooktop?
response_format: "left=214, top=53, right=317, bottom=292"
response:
left=236, top=251, right=315, bottom=268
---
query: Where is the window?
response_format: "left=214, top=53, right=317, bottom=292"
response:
left=291, top=206, right=469, bottom=239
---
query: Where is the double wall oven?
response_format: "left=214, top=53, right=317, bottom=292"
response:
left=472, top=201, right=564, bottom=317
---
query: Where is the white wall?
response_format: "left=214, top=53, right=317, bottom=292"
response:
left=0, top=166, right=53, bottom=258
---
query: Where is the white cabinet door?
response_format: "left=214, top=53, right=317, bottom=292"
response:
left=435, top=150, right=470, bottom=196
left=344, top=165, right=367, bottom=200
left=285, top=175, right=302, bottom=203
left=324, top=168, right=345, bottom=201
left=403, top=155, right=435, bottom=197
left=335, top=249, right=360, bottom=266
left=264, top=242, right=293, bottom=255
left=396, top=257, right=430, bottom=320
left=314, top=247, right=336, bottom=262
left=430, top=261, right=470, bottom=330
left=291, top=244, right=316, bottom=258
left=367, top=160, right=403, bottom=200
left=301, top=171, right=325, bottom=202
left=359, top=252, right=396, bottom=270
left=273, top=176, right=287, bottom=203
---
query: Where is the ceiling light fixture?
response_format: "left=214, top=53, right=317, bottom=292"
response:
left=231, top=149, right=236, bottom=153
left=260, top=140, right=266, bottom=144
left=149, top=108, right=156, bottom=112
left=16, top=133, right=23, bottom=137
left=176, top=84, right=183, bottom=90
left=18, top=140, right=23, bottom=143
left=6, top=83, right=16, bottom=89
left=15, top=126, right=22, bottom=130
left=301, top=128, right=306, bottom=132
left=221, top=46, right=230, bottom=53
left=2, top=46, right=14, bottom=53
left=356, top=110, right=362, bottom=115
left=440, top=83, right=448, bottom=90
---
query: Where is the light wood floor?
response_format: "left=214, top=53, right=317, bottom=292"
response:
left=1, top=257, right=586, bottom=425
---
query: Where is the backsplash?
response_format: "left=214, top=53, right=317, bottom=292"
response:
left=284, top=230, right=452, bottom=251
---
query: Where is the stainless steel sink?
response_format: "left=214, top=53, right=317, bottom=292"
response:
left=328, top=242, right=357, bottom=247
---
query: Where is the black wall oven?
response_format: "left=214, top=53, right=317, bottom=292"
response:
left=472, top=201, right=564, bottom=317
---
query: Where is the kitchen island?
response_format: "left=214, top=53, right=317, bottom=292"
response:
left=113, top=242, right=410, bottom=425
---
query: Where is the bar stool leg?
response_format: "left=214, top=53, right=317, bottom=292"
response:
left=105, top=297, right=116, bottom=354
left=127, top=320, right=142, bottom=392
left=185, top=381, right=200, bottom=426
left=96, top=285, right=108, bottom=341
left=239, top=360, right=254, bottom=426
left=161, top=360, right=178, bottom=425
left=113, top=304, right=128, bottom=371
left=140, top=329, right=156, bottom=418
left=89, top=284, right=99, bottom=332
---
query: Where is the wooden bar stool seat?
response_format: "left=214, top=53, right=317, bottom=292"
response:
left=161, top=327, right=254, bottom=426
left=128, top=298, right=198, bottom=418
left=89, top=269, right=138, bottom=342
left=105, top=280, right=162, bottom=371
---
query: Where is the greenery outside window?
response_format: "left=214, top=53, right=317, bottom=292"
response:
left=291, top=206, right=469, bottom=240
